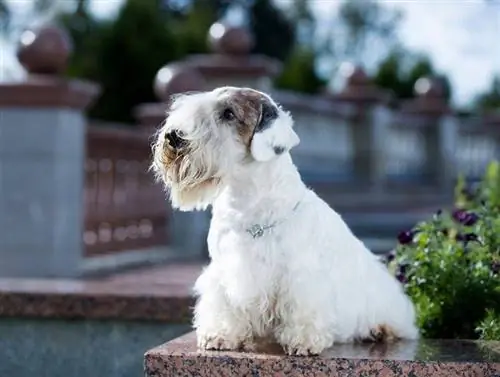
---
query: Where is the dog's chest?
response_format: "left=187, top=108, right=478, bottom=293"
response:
left=208, top=217, right=284, bottom=301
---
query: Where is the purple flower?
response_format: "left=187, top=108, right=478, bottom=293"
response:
left=397, top=230, right=416, bottom=245
left=452, top=209, right=479, bottom=226
left=395, top=264, right=409, bottom=283
left=396, top=273, right=407, bottom=284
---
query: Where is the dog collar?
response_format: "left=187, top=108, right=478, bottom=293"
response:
left=246, top=200, right=302, bottom=239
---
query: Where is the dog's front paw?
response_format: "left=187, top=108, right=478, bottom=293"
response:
left=284, top=344, right=324, bottom=356
left=277, top=326, right=333, bottom=357
left=197, top=333, right=243, bottom=351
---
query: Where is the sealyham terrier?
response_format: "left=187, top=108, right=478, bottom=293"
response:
left=151, top=86, right=418, bottom=356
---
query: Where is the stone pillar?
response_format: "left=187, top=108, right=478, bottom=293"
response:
left=327, top=65, right=391, bottom=191
left=401, top=76, right=456, bottom=191
left=0, top=25, right=100, bottom=277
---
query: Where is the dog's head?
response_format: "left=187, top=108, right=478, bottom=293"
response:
left=151, top=86, right=300, bottom=211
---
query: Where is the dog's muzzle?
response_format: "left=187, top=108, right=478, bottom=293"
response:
left=165, top=130, right=187, bottom=150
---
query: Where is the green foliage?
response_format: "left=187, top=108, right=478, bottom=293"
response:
left=374, top=50, right=452, bottom=102
left=171, top=0, right=220, bottom=56
left=389, top=161, right=500, bottom=340
left=60, top=0, right=182, bottom=123
left=274, top=47, right=325, bottom=94
left=476, top=310, right=500, bottom=341
left=474, top=76, right=500, bottom=112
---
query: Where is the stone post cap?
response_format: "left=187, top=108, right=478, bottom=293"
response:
left=328, top=64, right=390, bottom=105
left=208, top=23, right=254, bottom=56
left=0, top=24, right=100, bottom=110
left=183, top=22, right=281, bottom=79
left=401, top=76, right=450, bottom=116
left=153, top=63, right=206, bottom=101
left=17, top=25, right=72, bottom=75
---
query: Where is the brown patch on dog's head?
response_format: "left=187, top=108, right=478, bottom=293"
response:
left=213, top=87, right=268, bottom=147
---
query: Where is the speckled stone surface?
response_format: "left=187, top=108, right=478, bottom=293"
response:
left=145, top=332, right=500, bottom=377
left=0, top=263, right=202, bottom=322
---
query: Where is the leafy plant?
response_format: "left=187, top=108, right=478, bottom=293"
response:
left=387, top=161, right=500, bottom=340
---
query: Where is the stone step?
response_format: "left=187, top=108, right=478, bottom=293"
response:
left=144, top=332, right=500, bottom=377
left=361, top=237, right=397, bottom=254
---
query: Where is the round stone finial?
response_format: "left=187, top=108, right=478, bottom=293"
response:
left=414, top=76, right=445, bottom=98
left=331, top=63, right=387, bottom=104
left=16, top=25, right=72, bottom=75
left=345, top=65, right=370, bottom=87
left=208, top=23, right=253, bottom=56
left=402, top=76, right=449, bottom=115
left=154, top=63, right=206, bottom=101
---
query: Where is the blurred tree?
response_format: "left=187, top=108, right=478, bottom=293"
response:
left=316, top=0, right=402, bottom=87
left=274, top=0, right=324, bottom=93
left=275, top=47, right=326, bottom=94
left=57, top=0, right=102, bottom=79
left=474, top=76, right=500, bottom=112
left=60, top=0, right=180, bottom=122
left=57, top=0, right=228, bottom=123
left=335, top=0, right=402, bottom=65
left=287, top=0, right=315, bottom=45
left=172, top=0, right=221, bottom=55
left=248, top=0, right=295, bottom=62
left=374, top=49, right=452, bottom=102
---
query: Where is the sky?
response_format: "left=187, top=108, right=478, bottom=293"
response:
left=305, top=0, right=500, bottom=106
left=1, top=0, right=499, bottom=107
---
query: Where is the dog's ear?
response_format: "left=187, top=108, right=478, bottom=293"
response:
left=250, top=111, right=300, bottom=162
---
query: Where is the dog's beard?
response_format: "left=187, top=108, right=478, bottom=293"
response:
left=151, top=128, right=223, bottom=211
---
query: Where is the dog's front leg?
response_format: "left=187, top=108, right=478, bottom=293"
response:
left=274, top=304, right=335, bottom=356
left=274, top=279, right=336, bottom=356
left=193, top=269, right=252, bottom=351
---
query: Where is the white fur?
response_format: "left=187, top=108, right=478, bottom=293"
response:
left=152, top=87, right=419, bottom=356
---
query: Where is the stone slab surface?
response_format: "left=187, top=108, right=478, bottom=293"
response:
left=145, top=332, right=500, bottom=377
left=0, top=263, right=203, bottom=322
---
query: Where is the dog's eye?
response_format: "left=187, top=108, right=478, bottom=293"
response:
left=222, top=108, right=235, bottom=121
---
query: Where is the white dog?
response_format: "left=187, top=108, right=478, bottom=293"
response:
left=151, top=86, right=418, bottom=356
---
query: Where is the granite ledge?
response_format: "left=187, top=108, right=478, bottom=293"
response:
left=0, top=263, right=203, bottom=322
left=145, top=332, right=500, bottom=377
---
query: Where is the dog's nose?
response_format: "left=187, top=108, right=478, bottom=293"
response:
left=165, top=130, right=187, bottom=150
